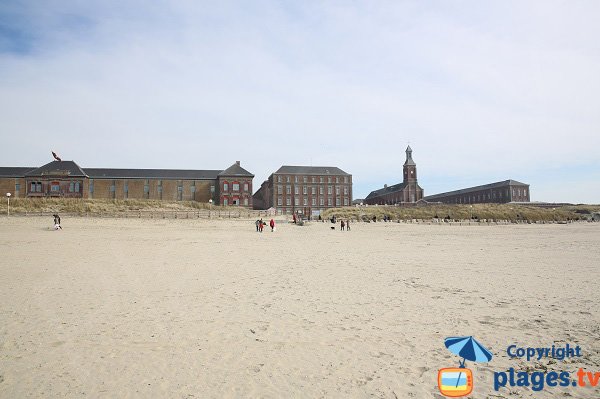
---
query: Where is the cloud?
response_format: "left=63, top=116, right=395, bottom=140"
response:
left=0, top=1, right=599, bottom=202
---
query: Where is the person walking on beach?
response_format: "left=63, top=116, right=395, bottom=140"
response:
left=346, top=219, right=350, bottom=231
left=269, top=218, right=275, bottom=232
left=259, top=218, right=264, bottom=232
left=255, top=219, right=260, bottom=232
left=293, top=213, right=297, bottom=224
left=53, top=214, right=62, bottom=230
left=340, top=220, right=345, bottom=231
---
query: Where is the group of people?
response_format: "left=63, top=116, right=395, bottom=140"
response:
left=255, top=218, right=276, bottom=232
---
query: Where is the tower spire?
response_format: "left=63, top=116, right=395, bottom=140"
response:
left=404, top=145, right=415, bottom=166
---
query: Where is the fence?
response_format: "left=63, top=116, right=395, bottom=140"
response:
left=15, top=209, right=285, bottom=220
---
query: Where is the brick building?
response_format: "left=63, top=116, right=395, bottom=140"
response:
left=423, top=179, right=530, bottom=204
left=0, top=159, right=254, bottom=207
left=364, top=146, right=424, bottom=205
left=253, top=165, right=352, bottom=216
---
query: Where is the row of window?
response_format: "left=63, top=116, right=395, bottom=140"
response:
left=28, top=181, right=81, bottom=193
left=222, top=198, right=249, bottom=206
left=277, top=197, right=350, bottom=207
left=276, top=175, right=350, bottom=184
left=277, top=185, right=350, bottom=195
left=90, top=183, right=216, bottom=194
left=222, top=182, right=249, bottom=192
left=450, top=188, right=528, bottom=204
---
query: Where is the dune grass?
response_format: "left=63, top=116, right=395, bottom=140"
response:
left=322, top=203, right=600, bottom=222
left=1, top=198, right=235, bottom=215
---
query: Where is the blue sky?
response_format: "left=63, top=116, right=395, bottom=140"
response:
left=1, top=1, right=599, bottom=203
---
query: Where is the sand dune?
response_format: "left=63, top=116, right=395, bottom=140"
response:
left=0, top=217, right=598, bottom=398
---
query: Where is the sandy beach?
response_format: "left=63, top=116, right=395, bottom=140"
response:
left=0, top=217, right=598, bottom=398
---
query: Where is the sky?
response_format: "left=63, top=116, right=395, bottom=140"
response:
left=1, top=1, right=599, bottom=203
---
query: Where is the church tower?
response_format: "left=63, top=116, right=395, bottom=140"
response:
left=403, top=145, right=417, bottom=183
left=402, top=145, right=422, bottom=203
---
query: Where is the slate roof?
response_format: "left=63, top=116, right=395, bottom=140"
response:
left=84, top=168, right=221, bottom=180
left=25, top=161, right=88, bottom=177
left=365, top=182, right=407, bottom=200
left=424, top=179, right=529, bottom=200
left=404, top=145, right=416, bottom=166
left=0, top=167, right=35, bottom=177
left=218, top=162, right=254, bottom=177
left=274, top=166, right=350, bottom=175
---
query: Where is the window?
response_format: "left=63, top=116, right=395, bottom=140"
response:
left=303, top=186, right=307, bottom=194
left=286, top=176, right=290, bottom=183
left=232, top=183, right=240, bottom=191
left=328, top=186, right=332, bottom=195
left=223, top=198, right=228, bottom=206
left=75, top=182, right=79, bottom=192
left=344, top=177, right=348, bottom=183
left=336, top=187, right=340, bottom=195
left=190, top=185, right=196, bottom=193
left=295, top=198, right=299, bottom=206
left=319, top=186, right=324, bottom=195
left=177, top=185, right=182, bottom=192
left=15, top=183, right=20, bottom=192
left=344, top=187, right=348, bottom=195
left=336, top=198, right=340, bottom=206
left=286, top=185, right=291, bottom=194
left=277, top=176, right=281, bottom=183
left=335, top=177, right=339, bottom=183
left=244, top=183, right=249, bottom=192
left=312, top=177, right=316, bottom=183
left=36, top=183, right=41, bottom=192
left=312, top=198, right=316, bottom=206
left=110, top=184, right=115, bottom=192
left=223, top=183, right=229, bottom=191
left=90, top=182, right=94, bottom=193
left=295, top=187, right=299, bottom=195
left=278, top=185, right=282, bottom=194
left=157, top=186, right=162, bottom=193
left=312, top=186, right=316, bottom=195
left=211, top=185, right=215, bottom=193
left=524, top=189, right=527, bottom=196
left=278, top=197, right=282, bottom=206
left=286, top=198, right=291, bottom=206
left=320, top=198, right=324, bottom=206
left=320, top=177, right=324, bottom=183
left=303, top=198, right=308, bottom=206
left=294, top=176, right=298, bottom=183
left=328, top=198, right=332, bottom=206
left=244, top=198, right=248, bottom=206
left=303, top=176, right=307, bottom=183
left=69, top=182, right=75, bottom=192
left=144, top=184, right=149, bottom=193
left=327, top=177, right=331, bottom=183
left=124, top=183, right=129, bottom=193
left=344, top=198, right=348, bottom=206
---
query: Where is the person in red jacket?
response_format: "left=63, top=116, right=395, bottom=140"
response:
left=269, top=218, right=275, bottom=232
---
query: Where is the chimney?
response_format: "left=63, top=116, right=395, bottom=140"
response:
left=384, top=184, right=388, bottom=188
left=236, top=161, right=240, bottom=166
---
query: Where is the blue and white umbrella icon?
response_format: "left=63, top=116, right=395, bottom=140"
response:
left=444, top=336, right=493, bottom=389
left=445, top=336, right=493, bottom=367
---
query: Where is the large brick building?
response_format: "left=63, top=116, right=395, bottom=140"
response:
left=364, top=146, right=424, bottom=205
left=424, top=179, right=530, bottom=204
left=253, top=165, right=352, bottom=216
left=0, top=159, right=254, bottom=207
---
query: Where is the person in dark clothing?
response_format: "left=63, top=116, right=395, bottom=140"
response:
left=53, top=214, right=62, bottom=230
left=340, top=220, right=345, bottom=231
left=346, top=220, right=350, bottom=231
left=259, top=218, right=264, bottom=232
left=255, top=219, right=260, bottom=232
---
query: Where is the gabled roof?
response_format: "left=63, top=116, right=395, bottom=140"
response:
left=84, top=168, right=221, bottom=180
left=424, top=179, right=529, bottom=200
left=274, top=165, right=350, bottom=175
left=218, top=162, right=254, bottom=177
left=365, top=182, right=407, bottom=199
left=0, top=167, right=35, bottom=177
left=24, top=161, right=88, bottom=177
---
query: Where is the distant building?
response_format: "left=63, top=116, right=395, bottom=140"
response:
left=253, top=165, right=352, bottom=215
left=0, top=159, right=254, bottom=207
left=423, top=179, right=530, bottom=204
left=364, top=146, right=424, bottom=205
